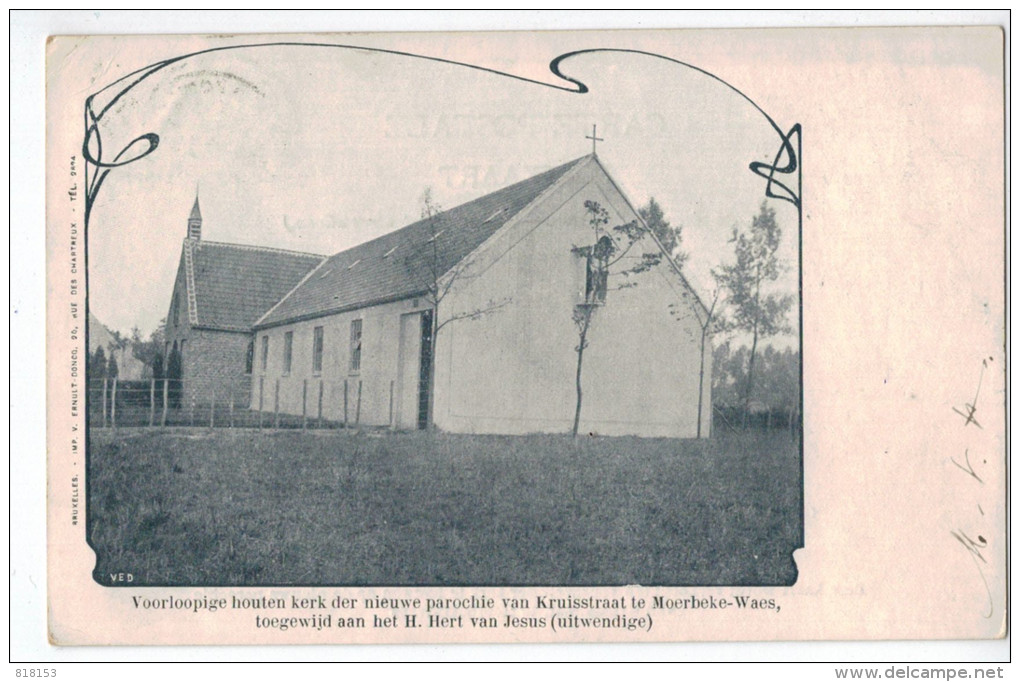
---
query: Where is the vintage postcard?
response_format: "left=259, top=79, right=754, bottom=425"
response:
left=44, top=26, right=1005, bottom=645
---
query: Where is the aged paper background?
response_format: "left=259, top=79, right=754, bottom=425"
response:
left=30, top=15, right=1006, bottom=653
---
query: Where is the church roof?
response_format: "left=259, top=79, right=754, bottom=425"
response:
left=184, top=240, right=324, bottom=332
left=189, top=196, right=202, bottom=221
left=256, top=155, right=588, bottom=328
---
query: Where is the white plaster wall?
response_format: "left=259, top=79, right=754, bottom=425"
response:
left=433, top=159, right=712, bottom=438
left=251, top=296, right=430, bottom=426
left=252, top=159, right=712, bottom=437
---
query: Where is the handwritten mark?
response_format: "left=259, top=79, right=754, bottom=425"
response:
left=950, top=448, right=984, bottom=484
left=951, top=405, right=982, bottom=428
left=948, top=357, right=996, bottom=618
left=952, top=358, right=989, bottom=428
left=950, top=529, right=993, bottom=618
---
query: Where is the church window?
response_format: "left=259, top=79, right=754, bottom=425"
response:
left=585, top=255, right=608, bottom=305
left=350, top=319, right=362, bottom=373
left=282, top=331, right=293, bottom=375
left=312, top=327, right=324, bottom=374
left=244, top=339, right=254, bottom=375
left=584, top=234, right=614, bottom=305
left=260, top=336, right=269, bottom=374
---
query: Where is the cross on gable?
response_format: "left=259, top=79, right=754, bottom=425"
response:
left=586, top=124, right=604, bottom=155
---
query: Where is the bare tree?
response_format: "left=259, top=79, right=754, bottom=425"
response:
left=411, top=188, right=512, bottom=428
left=570, top=200, right=661, bottom=437
left=715, top=201, right=794, bottom=424
left=672, top=281, right=725, bottom=439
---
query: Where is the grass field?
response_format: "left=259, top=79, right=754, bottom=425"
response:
left=87, top=428, right=801, bottom=586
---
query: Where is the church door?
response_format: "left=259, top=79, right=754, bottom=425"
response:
left=396, top=310, right=434, bottom=430
left=416, top=309, right=434, bottom=430
left=396, top=312, right=423, bottom=429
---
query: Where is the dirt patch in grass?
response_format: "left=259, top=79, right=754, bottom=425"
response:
left=87, top=428, right=801, bottom=586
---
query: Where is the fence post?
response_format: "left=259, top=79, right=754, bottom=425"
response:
left=210, top=391, right=215, bottom=429
left=149, top=379, right=155, bottom=427
left=274, top=378, right=280, bottom=429
left=317, top=380, right=324, bottom=428
left=343, top=379, right=349, bottom=428
left=161, top=379, right=168, bottom=427
left=389, top=380, right=394, bottom=429
left=301, top=379, right=307, bottom=430
left=190, top=391, right=195, bottom=427
left=355, top=379, right=362, bottom=427
left=229, top=393, right=235, bottom=429
left=258, top=377, right=264, bottom=430
left=101, top=378, right=108, bottom=428
left=111, top=378, right=117, bottom=429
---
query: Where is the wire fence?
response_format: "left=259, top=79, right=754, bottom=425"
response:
left=712, top=403, right=801, bottom=436
left=87, top=378, right=369, bottom=430
left=87, top=379, right=801, bottom=436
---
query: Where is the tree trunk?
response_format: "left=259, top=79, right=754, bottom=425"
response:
left=572, top=314, right=591, bottom=438
left=696, top=324, right=708, bottom=439
left=743, top=267, right=763, bottom=428
left=572, top=344, right=585, bottom=438
left=744, top=324, right=759, bottom=428
left=426, top=306, right=438, bottom=429
left=424, top=226, right=441, bottom=430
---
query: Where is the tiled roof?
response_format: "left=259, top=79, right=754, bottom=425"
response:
left=186, top=240, right=324, bottom=332
left=256, top=156, right=588, bottom=328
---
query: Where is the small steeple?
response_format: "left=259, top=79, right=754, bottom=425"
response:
left=187, top=192, right=202, bottom=240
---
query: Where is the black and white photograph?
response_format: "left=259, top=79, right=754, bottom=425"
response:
left=34, top=18, right=1005, bottom=650
left=75, top=37, right=803, bottom=588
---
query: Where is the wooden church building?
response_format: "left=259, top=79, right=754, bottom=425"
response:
left=166, top=155, right=712, bottom=437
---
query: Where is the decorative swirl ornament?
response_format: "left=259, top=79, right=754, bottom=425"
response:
left=81, top=43, right=801, bottom=229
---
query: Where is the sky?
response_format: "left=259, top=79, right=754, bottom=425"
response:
left=81, top=35, right=800, bottom=346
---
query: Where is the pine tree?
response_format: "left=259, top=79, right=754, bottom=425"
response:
left=639, top=197, right=687, bottom=268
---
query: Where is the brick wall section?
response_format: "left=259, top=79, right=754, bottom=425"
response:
left=165, top=244, right=254, bottom=409
left=180, top=329, right=252, bottom=407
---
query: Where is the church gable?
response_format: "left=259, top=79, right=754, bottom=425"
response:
left=187, top=240, right=324, bottom=332
left=432, top=158, right=712, bottom=437
left=167, top=194, right=325, bottom=334
left=166, top=250, right=191, bottom=336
